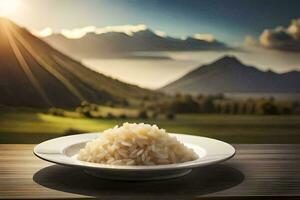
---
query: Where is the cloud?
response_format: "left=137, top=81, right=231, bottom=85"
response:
left=35, top=24, right=228, bottom=50
left=244, top=35, right=259, bottom=47
left=31, top=27, right=53, bottom=37
left=94, top=24, right=147, bottom=36
left=193, top=33, right=216, bottom=42
left=34, top=24, right=148, bottom=39
left=61, top=26, right=96, bottom=39
left=247, top=18, right=300, bottom=52
left=154, top=30, right=167, bottom=37
left=34, top=25, right=222, bottom=46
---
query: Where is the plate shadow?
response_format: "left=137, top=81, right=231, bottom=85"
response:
left=33, top=164, right=244, bottom=199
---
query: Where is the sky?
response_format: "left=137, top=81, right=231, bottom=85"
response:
left=5, top=0, right=300, bottom=45
left=2, top=0, right=300, bottom=88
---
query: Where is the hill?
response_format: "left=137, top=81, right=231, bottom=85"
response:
left=44, top=28, right=229, bottom=59
left=0, top=18, right=157, bottom=108
left=160, top=56, right=300, bottom=94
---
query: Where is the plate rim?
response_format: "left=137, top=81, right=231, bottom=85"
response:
left=34, top=132, right=235, bottom=171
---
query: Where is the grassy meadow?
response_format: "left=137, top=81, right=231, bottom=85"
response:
left=1, top=110, right=300, bottom=144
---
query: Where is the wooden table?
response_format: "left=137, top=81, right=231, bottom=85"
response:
left=0, top=144, right=300, bottom=199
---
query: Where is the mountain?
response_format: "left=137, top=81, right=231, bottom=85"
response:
left=0, top=18, right=157, bottom=108
left=160, top=56, right=300, bottom=94
left=44, top=29, right=229, bottom=59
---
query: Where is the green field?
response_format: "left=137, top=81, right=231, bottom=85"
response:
left=0, top=111, right=300, bottom=143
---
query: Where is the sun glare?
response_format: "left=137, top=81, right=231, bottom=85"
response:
left=0, top=0, right=21, bottom=17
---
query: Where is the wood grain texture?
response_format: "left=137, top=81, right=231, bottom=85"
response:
left=0, top=144, right=300, bottom=199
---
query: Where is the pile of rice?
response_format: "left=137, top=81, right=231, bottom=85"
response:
left=77, top=122, right=198, bottom=165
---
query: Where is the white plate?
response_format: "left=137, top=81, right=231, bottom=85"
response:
left=34, top=133, right=235, bottom=180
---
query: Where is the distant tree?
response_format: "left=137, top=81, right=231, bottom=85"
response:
left=261, top=102, right=278, bottom=115
left=90, top=104, right=98, bottom=111
left=106, top=112, right=115, bottom=119
left=49, top=108, right=65, bottom=116
left=237, top=102, right=247, bottom=114
left=80, top=101, right=89, bottom=107
left=119, top=114, right=128, bottom=119
left=138, top=110, right=148, bottom=119
left=174, top=93, right=182, bottom=99
left=214, top=102, right=222, bottom=113
left=291, top=102, right=300, bottom=114
left=166, top=112, right=176, bottom=120
left=143, top=95, right=150, bottom=101
left=281, top=107, right=291, bottom=114
left=214, top=93, right=225, bottom=100
left=139, top=101, right=146, bottom=108
left=232, top=102, right=239, bottom=114
left=121, top=99, right=129, bottom=107
left=223, top=103, right=231, bottom=114
left=81, top=106, right=91, bottom=116
left=196, top=94, right=204, bottom=100
left=75, top=107, right=82, bottom=113
left=64, top=128, right=85, bottom=136
left=245, top=102, right=255, bottom=114
left=218, top=102, right=226, bottom=114
left=268, top=96, right=275, bottom=103
left=106, top=101, right=115, bottom=107
left=292, top=106, right=300, bottom=114
left=83, top=110, right=93, bottom=118
left=170, top=96, right=199, bottom=113
left=151, top=111, right=159, bottom=119
left=201, top=97, right=215, bottom=113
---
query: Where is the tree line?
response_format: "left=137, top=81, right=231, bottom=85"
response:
left=146, top=94, right=300, bottom=115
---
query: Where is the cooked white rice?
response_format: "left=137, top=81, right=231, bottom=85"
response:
left=77, top=122, right=198, bottom=165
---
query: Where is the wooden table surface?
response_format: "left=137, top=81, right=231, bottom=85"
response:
left=0, top=144, right=300, bottom=199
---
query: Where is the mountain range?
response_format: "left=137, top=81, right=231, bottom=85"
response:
left=1, top=18, right=299, bottom=109
left=161, top=56, right=300, bottom=94
left=0, top=18, right=156, bottom=108
left=44, top=29, right=229, bottom=59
